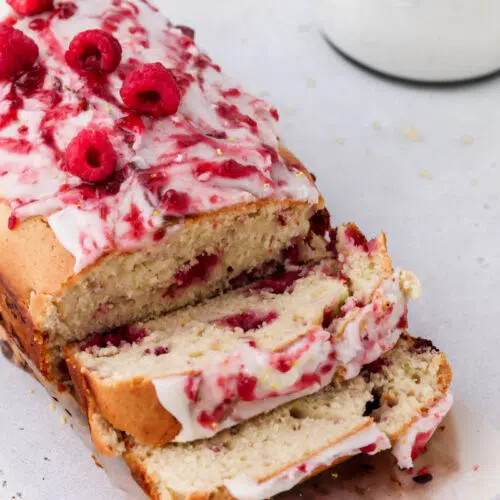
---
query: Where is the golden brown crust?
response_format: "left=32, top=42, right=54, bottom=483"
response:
left=0, top=204, right=75, bottom=299
left=124, top=450, right=163, bottom=500
left=66, top=344, right=181, bottom=449
left=65, top=347, right=93, bottom=415
left=376, top=231, right=392, bottom=273
left=437, top=352, right=453, bottom=393
left=401, top=334, right=453, bottom=396
left=387, top=334, right=453, bottom=443
left=87, top=374, right=182, bottom=447
left=66, top=349, right=124, bottom=456
left=0, top=273, right=51, bottom=377
left=89, top=417, right=117, bottom=457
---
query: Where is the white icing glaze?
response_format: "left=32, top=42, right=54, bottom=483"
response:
left=392, top=393, right=454, bottom=469
left=224, top=422, right=391, bottom=500
left=0, top=0, right=318, bottom=272
left=153, top=328, right=336, bottom=442
left=333, top=270, right=409, bottom=379
left=152, top=270, right=413, bottom=442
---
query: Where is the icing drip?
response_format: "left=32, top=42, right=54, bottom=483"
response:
left=153, top=328, right=337, bottom=442
left=392, top=393, right=454, bottom=469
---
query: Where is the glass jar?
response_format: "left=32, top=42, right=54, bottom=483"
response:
left=318, top=0, right=500, bottom=82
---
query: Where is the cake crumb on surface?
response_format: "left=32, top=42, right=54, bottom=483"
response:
left=92, top=455, right=104, bottom=469
left=404, top=128, right=422, bottom=141
left=418, top=170, right=433, bottom=180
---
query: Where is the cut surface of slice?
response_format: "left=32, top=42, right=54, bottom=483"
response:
left=66, top=225, right=421, bottom=447
left=120, top=335, right=452, bottom=500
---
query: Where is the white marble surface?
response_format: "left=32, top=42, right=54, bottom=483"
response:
left=1, top=0, right=499, bottom=498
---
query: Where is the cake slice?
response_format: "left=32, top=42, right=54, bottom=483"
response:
left=65, top=225, right=420, bottom=448
left=110, top=336, right=452, bottom=500
left=0, top=0, right=326, bottom=382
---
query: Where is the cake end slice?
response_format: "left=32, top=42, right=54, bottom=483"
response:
left=97, top=335, right=452, bottom=500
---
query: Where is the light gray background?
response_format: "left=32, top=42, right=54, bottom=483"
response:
left=1, top=1, right=498, bottom=498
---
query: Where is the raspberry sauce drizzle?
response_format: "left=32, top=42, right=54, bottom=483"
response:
left=0, top=0, right=318, bottom=272
left=174, top=328, right=337, bottom=436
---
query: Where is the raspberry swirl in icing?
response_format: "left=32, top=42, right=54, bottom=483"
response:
left=0, top=0, right=318, bottom=272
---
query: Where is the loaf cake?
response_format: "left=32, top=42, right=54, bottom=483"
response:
left=96, top=335, right=453, bottom=500
left=65, top=223, right=421, bottom=448
left=0, top=0, right=326, bottom=381
left=0, top=2, right=454, bottom=500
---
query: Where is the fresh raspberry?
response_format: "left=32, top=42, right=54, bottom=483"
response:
left=65, top=29, right=122, bottom=75
left=7, top=0, right=53, bottom=15
left=120, top=63, right=180, bottom=117
left=0, top=25, right=39, bottom=81
left=64, top=129, right=117, bottom=183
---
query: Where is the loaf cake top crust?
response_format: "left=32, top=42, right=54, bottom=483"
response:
left=0, top=0, right=318, bottom=272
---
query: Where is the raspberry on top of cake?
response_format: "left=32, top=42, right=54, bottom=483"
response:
left=0, top=0, right=318, bottom=271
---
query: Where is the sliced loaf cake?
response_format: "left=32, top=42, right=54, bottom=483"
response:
left=112, top=335, right=452, bottom=500
left=65, top=225, right=420, bottom=448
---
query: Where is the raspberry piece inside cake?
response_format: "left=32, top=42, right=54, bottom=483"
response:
left=80, top=326, right=148, bottom=351
left=216, top=311, right=278, bottom=332
left=168, top=253, right=220, bottom=293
